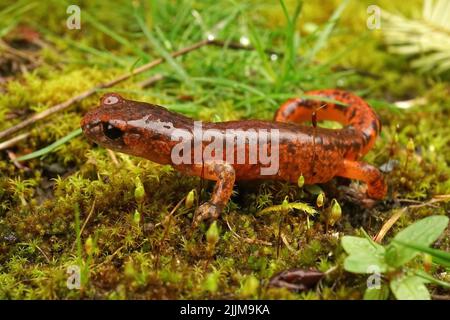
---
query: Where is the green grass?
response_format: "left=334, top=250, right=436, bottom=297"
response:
left=0, top=0, right=449, bottom=300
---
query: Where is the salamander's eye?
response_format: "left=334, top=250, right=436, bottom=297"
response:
left=103, top=95, right=119, bottom=105
left=102, top=122, right=123, bottom=140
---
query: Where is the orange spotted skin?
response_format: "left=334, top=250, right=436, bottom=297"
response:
left=81, top=90, right=387, bottom=224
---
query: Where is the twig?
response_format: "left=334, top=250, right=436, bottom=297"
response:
left=35, top=244, right=51, bottom=264
left=374, top=208, right=406, bottom=243
left=324, top=265, right=338, bottom=275
left=397, top=198, right=440, bottom=208
left=80, top=199, right=97, bottom=236
left=7, top=150, right=29, bottom=170
left=0, top=38, right=39, bottom=64
left=93, top=245, right=124, bottom=270
left=208, top=39, right=281, bottom=56
left=225, top=217, right=272, bottom=246
left=0, top=39, right=212, bottom=141
left=432, top=294, right=450, bottom=300
left=397, top=199, right=426, bottom=204
left=280, top=232, right=296, bottom=253
left=154, top=196, right=186, bottom=270
left=18, top=242, right=51, bottom=263
left=106, top=149, right=119, bottom=166
left=374, top=195, right=450, bottom=243
left=138, top=73, right=165, bottom=88
left=0, top=133, right=30, bottom=151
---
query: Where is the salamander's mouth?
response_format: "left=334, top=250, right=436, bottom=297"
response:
left=81, top=119, right=99, bottom=132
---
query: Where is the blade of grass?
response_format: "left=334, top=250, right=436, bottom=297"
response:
left=135, top=12, right=190, bottom=83
left=413, top=270, right=450, bottom=289
left=234, top=93, right=348, bottom=110
left=16, top=128, right=82, bottom=161
left=193, top=77, right=277, bottom=106
left=0, top=1, right=37, bottom=37
left=248, top=24, right=276, bottom=82
left=0, top=0, right=34, bottom=18
left=83, top=11, right=150, bottom=61
left=302, top=0, right=349, bottom=65
left=394, top=240, right=450, bottom=267
left=169, top=0, right=194, bottom=41
left=62, top=37, right=130, bottom=67
left=316, top=33, right=369, bottom=71
left=278, top=0, right=303, bottom=88
left=191, top=2, right=247, bottom=44
left=154, top=26, right=174, bottom=51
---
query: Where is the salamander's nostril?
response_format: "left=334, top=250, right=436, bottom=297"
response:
left=80, top=118, right=87, bottom=129
left=81, top=118, right=100, bottom=132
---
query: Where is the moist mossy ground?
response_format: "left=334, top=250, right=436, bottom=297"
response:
left=0, top=0, right=449, bottom=299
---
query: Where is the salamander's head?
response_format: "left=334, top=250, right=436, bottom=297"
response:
left=81, top=93, right=183, bottom=164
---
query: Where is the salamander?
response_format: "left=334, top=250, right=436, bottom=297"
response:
left=81, top=89, right=387, bottom=225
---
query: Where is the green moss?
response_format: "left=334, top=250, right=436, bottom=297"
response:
left=0, top=0, right=449, bottom=300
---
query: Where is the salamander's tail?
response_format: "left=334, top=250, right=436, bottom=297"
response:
left=274, top=89, right=381, bottom=158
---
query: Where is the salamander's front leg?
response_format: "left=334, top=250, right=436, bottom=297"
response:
left=337, top=159, right=387, bottom=200
left=193, top=162, right=236, bottom=227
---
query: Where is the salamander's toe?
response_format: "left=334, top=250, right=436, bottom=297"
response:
left=339, top=184, right=377, bottom=208
left=192, top=201, right=222, bottom=228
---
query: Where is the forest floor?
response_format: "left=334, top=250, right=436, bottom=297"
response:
left=0, top=0, right=449, bottom=299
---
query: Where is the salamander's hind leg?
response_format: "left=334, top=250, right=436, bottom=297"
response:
left=193, top=162, right=235, bottom=227
left=337, top=159, right=387, bottom=200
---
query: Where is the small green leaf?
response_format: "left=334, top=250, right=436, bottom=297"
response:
left=342, top=236, right=388, bottom=273
left=390, top=275, right=430, bottom=300
left=342, top=236, right=385, bottom=255
left=384, top=244, right=399, bottom=266
left=364, top=284, right=390, bottom=300
left=387, top=215, right=449, bottom=267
